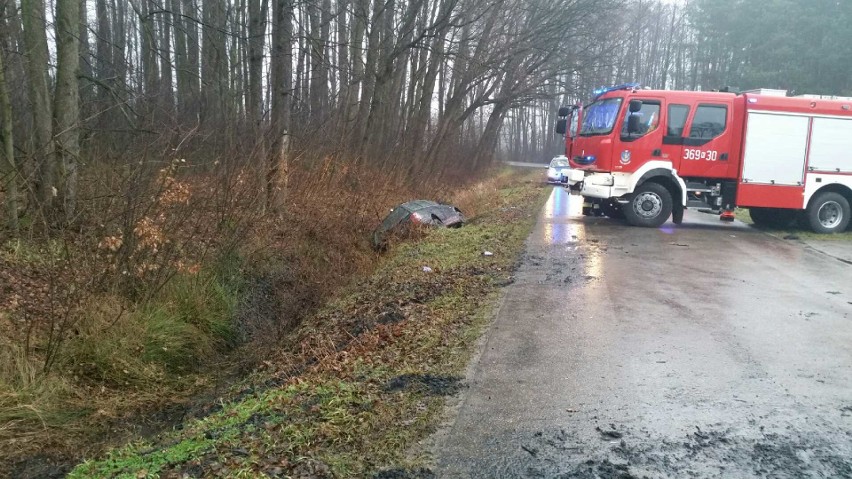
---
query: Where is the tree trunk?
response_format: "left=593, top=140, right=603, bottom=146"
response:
left=181, top=0, right=201, bottom=120
left=158, top=0, right=174, bottom=109
left=136, top=0, right=159, bottom=100
left=343, top=0, right=367, bottom=136
left=247, top=0, right=267, bottom=124
left=294, top=5, right=305, bottom=114
left=320, top=0, right=332, bottom=112
left=171, top=0, right=189, bottom=113
left=353, top=0, right=385, bottom=152
left=110, top=0, right=127, bottom=111
left=269, top=0, right=293, bottom=210
left=54, top=0, right=82, bottom=221
left=306, top=0, right=326, bottom=119
left=78, top=0, right=94, bottom=109
left=336, top=0, right=349, bottom=114
left=21, top=0, right=54, bottom=214
left=201, top=0, right=227, bottom=126
left=0, top=44, right=17, bottom=232
left=95, top=0, right=113, bottom=107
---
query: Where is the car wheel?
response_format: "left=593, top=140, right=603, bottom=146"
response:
left=624, top=182, right=672, bottom=228
left=806, top=192, right=851, bottom=234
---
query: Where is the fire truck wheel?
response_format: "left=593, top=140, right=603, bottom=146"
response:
left=624, top=182, right=673, bottom=228
left=748, top=207, right=773, bottom=227
left=807, top=192, right=851, bottom=234
left=749, top=207, right=797, bottom=228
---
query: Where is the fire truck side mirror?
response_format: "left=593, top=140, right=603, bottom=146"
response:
left=555, top=119, right=568, bottom=135
left=558, top=106, right=571, bottom=117
left=626, top=114, right=642, bottom=135
left=629, top=99, right=643, bottom=113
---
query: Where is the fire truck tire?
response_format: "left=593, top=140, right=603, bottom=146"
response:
left=749, top=207, right=797, bottom=228
left=806, top=192, right=851, bottom=234
left=748, top=207, right=773, bottom=227
left=672, top=204, right=684, bottom=224
left=624, top=182, right=673, bottom=228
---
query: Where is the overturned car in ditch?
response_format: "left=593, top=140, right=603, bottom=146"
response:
left=372, top=200, right=465, bottom=249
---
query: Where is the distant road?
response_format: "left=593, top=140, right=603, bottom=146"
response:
left=505, top=161, right=547, bottom=168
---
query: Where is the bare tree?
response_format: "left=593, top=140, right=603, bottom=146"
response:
left=0, top=39, right=17, bottom=231
left=21, top=0, right=54, bottom=215
left=54, top=0, right=82, bottom=220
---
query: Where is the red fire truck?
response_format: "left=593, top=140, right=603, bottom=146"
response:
left=555, top=85, right=852, bottom=233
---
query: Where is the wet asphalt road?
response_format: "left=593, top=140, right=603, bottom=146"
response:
left=433, top=187, right=852, bottom=478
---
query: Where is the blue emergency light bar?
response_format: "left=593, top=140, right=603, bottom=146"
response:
left=592, top=83, right=641, bottom=100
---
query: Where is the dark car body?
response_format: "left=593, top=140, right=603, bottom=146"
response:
left=372, top=200, right=465, bottom=248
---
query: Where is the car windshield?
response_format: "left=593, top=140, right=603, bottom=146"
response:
left=551, top=159, right=569, bottom=167
left=580, top=98, right=623, bottom=136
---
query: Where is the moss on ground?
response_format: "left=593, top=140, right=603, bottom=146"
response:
left=69, top=174, right=550, bottom=478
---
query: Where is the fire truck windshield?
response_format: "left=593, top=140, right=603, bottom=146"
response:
left=580, top=98, right=623, bottom=136
left=569, top=109, right=579, bottom=137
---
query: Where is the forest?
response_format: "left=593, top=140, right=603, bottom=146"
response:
left=2, top=0, right=852, bottom=474
left=2, top=0, right=852, bottom=229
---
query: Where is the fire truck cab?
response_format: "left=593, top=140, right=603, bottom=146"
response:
left=556, top=85, right=852, bottom=233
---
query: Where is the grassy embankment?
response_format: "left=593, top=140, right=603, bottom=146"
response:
left=0, top=160, right=543, bottom=475
left=736, top=208, right=852, bottom=241
left=65, top=172, right=550, bottom=477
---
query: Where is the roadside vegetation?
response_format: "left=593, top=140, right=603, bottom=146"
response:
left=1, top=163, right=545, bottom=475
left=66, top=172, right=548, bottom=478
left=736, top=209, right=852, bottom=241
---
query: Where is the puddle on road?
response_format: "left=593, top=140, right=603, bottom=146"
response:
left=542, top=187, right=585, bottom=246
left=527, top=188, right=606, bottom=287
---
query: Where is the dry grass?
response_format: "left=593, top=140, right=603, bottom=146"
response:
left=68, top=170, right=549, bottom=478
left=0, top=158, right=511, bottom=473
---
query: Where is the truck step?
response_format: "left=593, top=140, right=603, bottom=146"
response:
left=686, top=182, right=713, bottom=193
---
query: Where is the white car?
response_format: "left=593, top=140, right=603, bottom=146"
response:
left=547, top=156, right=570, bottom=183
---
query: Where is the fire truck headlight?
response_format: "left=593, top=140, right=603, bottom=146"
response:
left=574, top=155, right=596, bottom=165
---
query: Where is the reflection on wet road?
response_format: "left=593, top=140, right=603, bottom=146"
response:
left=541, top=187, right=584, bottom=245
left=434, top=186, right=852, bottom=478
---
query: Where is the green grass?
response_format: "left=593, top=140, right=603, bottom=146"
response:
left=68, top=175, right=550, bottom=478
left=0, top=250, right=249, bottom=463
left=65, top=254, right=245, bottom=388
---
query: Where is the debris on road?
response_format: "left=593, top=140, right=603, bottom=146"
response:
left=596, top=426, right=624, bottom=440
left=521, top=445, right=538, bottom=457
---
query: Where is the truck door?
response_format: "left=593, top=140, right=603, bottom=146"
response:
left=661, top=103, right=690, bottom=169
left=615, top=97, right=664, bottom=174
left=677, top=103, right=737, bottom=179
